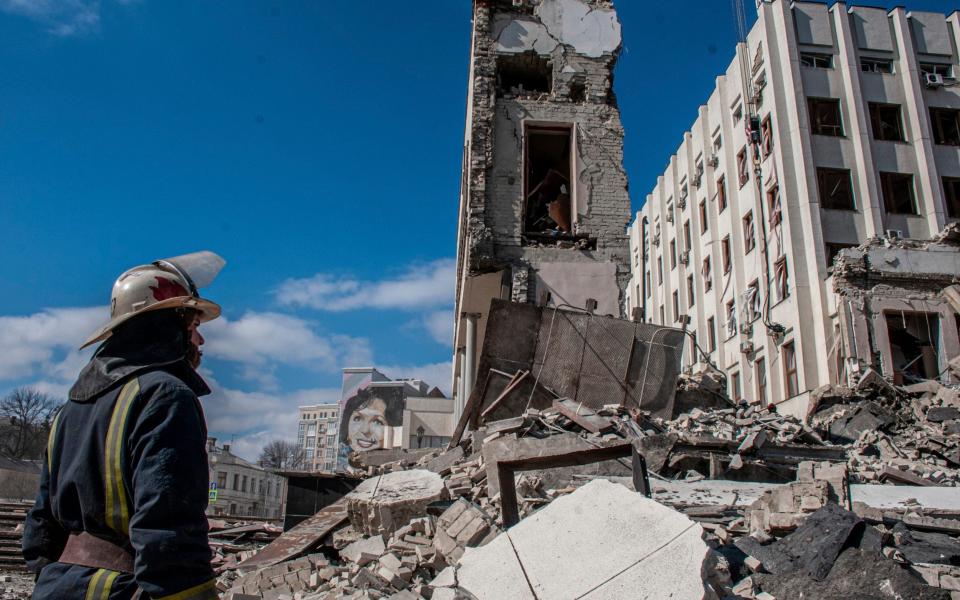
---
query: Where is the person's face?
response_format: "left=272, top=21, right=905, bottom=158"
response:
left=347, top=398, right=388, bottom=451
left=186, top=315, right=204, bottom=368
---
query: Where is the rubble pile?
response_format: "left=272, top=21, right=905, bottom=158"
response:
left=207, top=519, right=283, bottom=571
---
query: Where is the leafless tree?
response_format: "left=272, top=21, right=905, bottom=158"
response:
left=258, top=440, right=305, bottom=471
left=0, top=387, right=60, bottom=459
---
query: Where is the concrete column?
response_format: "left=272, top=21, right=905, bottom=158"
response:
left=463, top=313, right=479, bottom=401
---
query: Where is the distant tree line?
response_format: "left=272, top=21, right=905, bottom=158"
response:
left=0, top=387, right=62, bottom=460
left=258, top=439, right=305, bottom=471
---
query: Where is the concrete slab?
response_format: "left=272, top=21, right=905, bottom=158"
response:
left=457, top=479, right=709, bottom=600
left=850, top=484, right=960, bottom=511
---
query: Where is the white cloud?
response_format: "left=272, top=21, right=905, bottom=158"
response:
left=0, top=307, right=104, bottom=382
left=276, top=259, right=456, bottom=312
left=0, top=0, right=101, bottom=36
left=376, top=361, right=452, bottom=397
left=422, top=310, right=455, bottom=346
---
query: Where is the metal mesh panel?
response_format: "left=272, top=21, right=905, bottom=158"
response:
left=625, top=324, right=686, bottom=418
left=575, top=316, right=636, bottom=409
left=532, top=309, right=589, bottom=398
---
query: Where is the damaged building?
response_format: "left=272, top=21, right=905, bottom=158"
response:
left=451, top=0, right=633, bottom=419
left=631, top=0, right=960, bottom=416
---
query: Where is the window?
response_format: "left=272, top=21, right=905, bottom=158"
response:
left=702, top=256, right=713, bottom=292
left=672, top=290, right=680, bottom=322
left=242, top=475, right=248, bottom=493
left=774, top=256, right=789, bottom=301
left=731, top=371, right=743, bottom=402
left=808, top=98, right=844, bottom=136
left=755, top=358, right=767, bottom=405
left=760, top=115, right=773, bottom=157
left=783, top=342, right=799, bottom=398
left=645, top=271, right=652, bottom=297
left=869, top=103, right=904, bottom=142
left=800, top=52, right=832, bottom=69
left=721, top=236, right=732, bottom=273
left=670, top=239, right=677, bottom=270
left=767, top=184, right=782, bottom=226
left=826, top=242, right=857, bottom=269
left=699, top=200, right=708, bottom=233
left=930, top=108, right=960, bottom=146
left=737, top=146, right=749, bottom=187
left=733, top=103, right=743, bottom=124
left=861, top=58, right=893, bottom=74
left=943, top=177, right=960, bottom=218
left=524, top=125, right=573, bottom=236
left=267, top=481, right=272, bottom=496
left=497, top=52, right=552, bottom=96
left=682, top=221, right=691, bottom=252
left=217, top=472, right=227, bottom=490
left=742, top=211, right=756, bottom=254
left=657, top=256, right=663, bottom=284
left=707, top=317, right=717, bottom=352
left=233, top=474, right=239, bottom=491
left=920, top=62, right=952, bottom=78
left=725, top=299, right=737, bottom=338
left=659, top=305, right=665, bottom=323
left=746, top=279, right=762, bottom=321
left=717, top=176, right=728, bottom=212
left=687, top=275, right=695, bottom=308
left=817, top=168, right=855, bottom=210
left=713, top=132, right=722, bottom=152
left=880, top=172, right=918, bottom=215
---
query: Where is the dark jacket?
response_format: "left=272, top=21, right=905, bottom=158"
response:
left=23, top=311, right=217, bottom=600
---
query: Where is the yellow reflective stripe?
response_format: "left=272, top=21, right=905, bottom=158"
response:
left=84, top=569, right=105, bottom=600
left=46, top=409, right=62, bottom=472
left=156, top=579, right=217, bottom=600
left=84, top=568, right=119, bottom=600
left=99, top=570, right=119, bottom=600
left=104, top=378, right=139, bottom=535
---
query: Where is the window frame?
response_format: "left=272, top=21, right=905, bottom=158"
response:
left=774, top=255, right=789, bottom=301
left=879, top=171, right=918, bottom=215
left=721, top=236, right=732, bottom=274
left=783, top=341, right=799, bottom=398
left=687, top=275, right=695, bottom=308
left=942, top=176, right=960, bottom=219
left=717, top=175, right=728, bottom=212
left=860, top=57, right=893, bottom=74
left=808, top=97, right=844, bottom=137
left=816, top=167, right=856, bottom=211
left=800, top=52, right=833, bottom=69
left=755, top=357, right=767, bottom=405
left=737, top=146, right=749, bottom=188
left=930, top=107, right=960, bottom=146
left=742, top=211, right=756, bottom=254
left=868, top=102, right=905, bottom=142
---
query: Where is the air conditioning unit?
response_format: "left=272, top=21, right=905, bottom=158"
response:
left=925, top=72, right=945, bottom=88
left=708, top=155, right=719, bottom=168
left=679, top=251, right=690, bottom=265
left=885, top=229, right=903, bottom=240
left=740, top=340, right=755, bottom=355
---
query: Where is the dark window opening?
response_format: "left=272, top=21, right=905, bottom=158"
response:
left=737, top=146, right=749, bottom=187
left=755, top=358, right=767, bottom=405
left=717, top=176, right=728, bottom=212
left=817, top=168, right=855, bottom=210
left=657, top=256, right=663, bottom=284
left=783, top=342, right=799, bottom=398
left=707, top=317, right=717, bottom=352
left=920, top=62, right=952, bottom=78
left=699, top=200, right=709, bottom=233
left=524, top=125, right=573, bottom=236
left=861, top=58, right=893, bottom=73
left=742, top=211, right=756, bottom=254
left=930, top=108, right=960, bottom=146
left=731, top=371, right=742, bottom=402
left=885, top=312, right=941, bottom=384
left=768, top=184, right=782, bottom=226
left=808, top=98, right=844, bottom=136
left=774, top=256, right=789, bottom=301
left=702, top=257, right=712, bottom=292
left=943, top=177, right=960, bottom=218
left=568, top=79, right=586, bottom=103
left=761, top=115, right=774, bottom=157
left=880, top=172, right=918, bottom=215
left=721, top=236, right=732, bottom=274
left=672, top=291, right=680, bottom=322
left=869, top=103, right=905, bottom=142
left=683, top=220, right=692, bottom=251
left=497, top=52, right=552, bottom=97
left=670, top=239, right=677, bottom=270
left=800, top=52, right=833, bottom=69
left=687, top=275, right=695, bottom=308
left=826, top=242, right=857, bottom=270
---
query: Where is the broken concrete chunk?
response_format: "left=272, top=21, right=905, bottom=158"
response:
left=345, top=470, right=446, bottom=537
left=457, top=479, right=710, bottom=600
left=430, top=566, right=457, bottom=589
left=341, top=535, right=386, bottom=567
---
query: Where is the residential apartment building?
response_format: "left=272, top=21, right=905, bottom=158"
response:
left=297, top=403, right=340, bottom=473
left=206, top=438, right=286, bottom=519
left=630, top=0, right=960, bottom=416
left=451, top=0, right=633, bottom=419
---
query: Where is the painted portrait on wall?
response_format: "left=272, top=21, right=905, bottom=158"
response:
left=337, top=385, right=404, bottom=471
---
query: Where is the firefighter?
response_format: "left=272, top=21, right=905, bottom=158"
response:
left=23, top=252, right=225, bottom=599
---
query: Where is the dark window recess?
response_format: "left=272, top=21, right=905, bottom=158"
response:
left=717, top=176, right=728, bottom=212
left=826, top=242, right=857, bottom=270
left=699, top=200, right=709, bottom=233
left=930, top=108, right=960, bottom=146
left=869, top=103, right=905, bottom=142
left=885, top=312, right=941, bottom=384
left=800, top=52, right=833, bottom=69
left=737, top=147, right=749, bottom=187
left=524, top=126, right=573, bottom=235
left=861, top=58, right=893, bottom=74
left=567, top=79, right=586, bottom=103
left=760, top=115, right=774, bottom=157
left=742, top=211, right=756, bottom=254
left=880, top=172, right=918, bottom=215
left=672, top=291, right=680, bottom=322
left=707, top=317, right=717, bottom=352
left=687, top=275, right=695, bottom=308
left=783, top=342, right=799, bottom=398
left=943, top=177, right=960, bottom=218
left=920, top=63, right=952, bottom=78
left=497, top=52, right=552, bottom=97
left=721, top=236, right=732, bottom=273
left=817, top=168, right=855, bottom=210
left=808, top=98, right=844, bottom=136
left=767, top=184, right=782, bottom=226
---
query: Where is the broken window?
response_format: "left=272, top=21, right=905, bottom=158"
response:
left=783, top=342, right=799, bottom=398
left=702, top=256, right=713, bottom=292
left=930, top=108, right=960, bottom=145
left=657, top=256, right=663, bottom=284
left=755, top=358, right=767, bottom=405
left=775, top=256, right=789, bottom=301
left=869, top=103, right=905, bottom=142
left=687, top=275, right=695, bottom=308
left=497, top=52, right=552, bottom=97
left=737, top=146, right=749, bottom=187
left=920, top=62, right=952, bottom=78
left=721, top=236, right=732, bottom=273
left=731, top=371, right=743, bottom=402
left=524, top=125, right=573, bottom=235
left=707, top=317, right=717, bottom=352
left=670, top=239, right=677, bottom=270
left=725, top=299, right=738, bottom=338
left=817, top=168, right=855, bottom=210
left=683, top=220, right=691, bottom=251
left=745, top=279, right=762, bottom=322
left=808, top=98, right=844, bottom=137
left=672, top=290, right=680, bottom=322
left=743, top=211, right=756, bottom=254
left=861, top=58, right=893, bottom=74
left=885, top=312, right=942, bottom=383
left=800, top=52, right=833, bottom=69
left=760, top=115, right=773, bottom=158
left=767, top=184, right=782, bottom=226
left=942, top=177, right=960, bottom=218
left=699, top=200, right=708, bottom=233
left=717, top=175, right=728, bottom=212
left=733, top=103, right=743, bottom=124
left=880, top=171, right=918, bottom=215
left=713, top=131, right=722, bottom=153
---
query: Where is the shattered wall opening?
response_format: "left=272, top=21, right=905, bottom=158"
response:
left=496, top=51, right=552, bottom=97
left=884, top=312, right=942, bottom=384
left=524, top=124, right=573, bottom=236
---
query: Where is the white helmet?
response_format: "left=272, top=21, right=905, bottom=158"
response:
left=80, top=251, right=225, bottom=349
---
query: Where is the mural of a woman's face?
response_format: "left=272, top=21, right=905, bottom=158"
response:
left=347, top=397, right=388, bottom=451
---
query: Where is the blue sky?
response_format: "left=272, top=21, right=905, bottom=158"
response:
left=1, top=0, right=956, bottom=459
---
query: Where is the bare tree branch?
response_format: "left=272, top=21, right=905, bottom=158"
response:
left=258, top=440, right=305, bottom=471
left=0, top=387, right=61, bottom=459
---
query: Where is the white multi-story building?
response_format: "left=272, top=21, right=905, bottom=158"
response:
left=630, top=0, right=960, bottom=415
left=297, top=403, right=340, bottom=473
left=206, top=438, right=286, bottom=519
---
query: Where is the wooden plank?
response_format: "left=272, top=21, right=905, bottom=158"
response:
left=552, top=398, right=614, bottom=434
left=237, top=498, right=349, bottom=569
